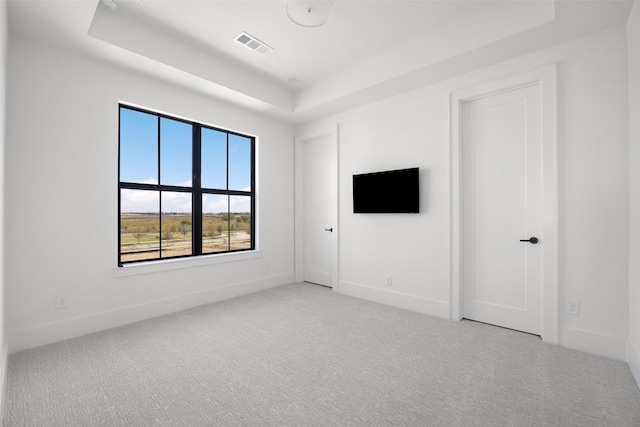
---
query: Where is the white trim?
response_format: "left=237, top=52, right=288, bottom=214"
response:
left=0, top=341, right=7, bottom=420
left=450, top=64, right=558, bottom=344
left=294, top=125, right=340, bottom=290
left=9, top=272, right=293, bottom=353
left=628, top=340, right=640, bottom=389
left=114, top=250, right=262, bottom=277
left=558, top=327, right=627, bottom=361
left=118, top=100, right=258, bottom=139
left=339, top=281, right=450, bottom=319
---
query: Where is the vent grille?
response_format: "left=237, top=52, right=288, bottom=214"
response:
left=234, top=32, right=273, bottom=55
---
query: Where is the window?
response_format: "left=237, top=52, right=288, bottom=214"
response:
left=118, top=105, right=255, bottom=265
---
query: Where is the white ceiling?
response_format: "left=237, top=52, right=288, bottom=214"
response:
left=113, top=0, right=503, bottom=89
left=7, top=0, right=635, bottom=124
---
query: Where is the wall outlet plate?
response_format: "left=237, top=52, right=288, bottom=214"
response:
left=56, top=295, right=69, bottom=310
left=567, top=299, right=580, bottom=315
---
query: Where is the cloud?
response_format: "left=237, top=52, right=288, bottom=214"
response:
left=122, top=190, right=250, bottom=214
left=120, top=188, right=158, bottom=213
left=161, top=191, right=192, bottom=213
left=202, top=195, right=251, bottom=214
left=121, top=189, right=191, bottom=213
left=230, top=196, right=251, bottom=213
left=203, top=195, right=227, bottom=214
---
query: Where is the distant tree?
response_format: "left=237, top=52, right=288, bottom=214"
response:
left=163, top=224, right=177, bottom=246
left=217, top=224, right=223, bottom=236
left=206, top=223, right=216, bottom=237
left=178, top=220, right=190, bottom=239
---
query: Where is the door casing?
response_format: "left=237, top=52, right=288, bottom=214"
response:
left=450, top=65, right=558, bottom=344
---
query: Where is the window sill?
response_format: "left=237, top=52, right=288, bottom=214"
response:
left=113, top=250, right=261, bottom=277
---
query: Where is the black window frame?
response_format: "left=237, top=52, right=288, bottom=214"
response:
left=118, top=104, right=256, bottom=266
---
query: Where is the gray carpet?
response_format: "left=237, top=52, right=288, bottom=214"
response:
left=4, top=282, right=640, bottom=426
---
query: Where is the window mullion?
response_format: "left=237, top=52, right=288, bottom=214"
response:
left=158, top=116, right=162, bottom=259
left=193, top=125, right=202, bottom=255
left=251, top=137, right=256, bottom=250
left=226, top=133, right=231, bottom=250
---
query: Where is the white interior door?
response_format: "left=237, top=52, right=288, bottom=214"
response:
left=303, top=135, right=333, bottom=287
left=462, top=84, right=542, bottom=335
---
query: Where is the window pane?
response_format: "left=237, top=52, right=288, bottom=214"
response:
left=120, top=189, right=159, bottom=262
left=160, top=118, right=192, bottom=187
left=202, top=194, right=229, bottom=254
left=161, top=191, right=193, bottom=258
left=120, top=108, right=158, bottom=184
left=230, top=196, right=252, bottom=251
left=201, top=128, right=227, bottom=190
left=228, top=134, right=251, bottom=191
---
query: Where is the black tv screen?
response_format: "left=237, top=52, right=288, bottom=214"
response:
left=353, top=168, right=419, bottom=213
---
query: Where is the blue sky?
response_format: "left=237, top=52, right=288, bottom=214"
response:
left=120, top=108, right=251, bottom=213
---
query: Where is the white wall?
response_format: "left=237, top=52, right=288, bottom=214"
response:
left=5, top=36, right=295, bottom=352
left=297, top=25, right=631, bottom=360
left=0, top=0, right=7, bottom=417
left=4, top=5, right=634, bottom=377
left=627, top=0, right=640, bottom=386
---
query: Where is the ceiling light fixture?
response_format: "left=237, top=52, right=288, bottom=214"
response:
left=101, top=0, right=119, bottom=11
left=285, top=0, right=333, bottom=28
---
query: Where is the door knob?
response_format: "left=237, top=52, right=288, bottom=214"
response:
left=324, top=228, right=333, bottom=232
left=519, top=237, right=539, bottom=244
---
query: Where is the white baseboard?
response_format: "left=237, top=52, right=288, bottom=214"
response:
left=627, top=340, right=640, bottom=390
left=559, top=326, right=627, bottom=361
left=8, top=272, right=294, bottom=353
left=338, top=280, right=450, bottom=319
left=0, top=340, right=7, bottom=424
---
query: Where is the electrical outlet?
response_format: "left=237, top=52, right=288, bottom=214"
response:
left=56, top=295, right=69, bottom=310
left=386, top=275, right=393, bottom=286
left=567, top=299, right=580, bottom=315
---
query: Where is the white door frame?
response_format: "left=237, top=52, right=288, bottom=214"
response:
left=294, top=125, right=339, bottom=290
left=450, top=65, right=558, bottom=344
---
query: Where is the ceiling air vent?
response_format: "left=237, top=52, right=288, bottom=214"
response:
left=235, top=32, right=273, bottom=55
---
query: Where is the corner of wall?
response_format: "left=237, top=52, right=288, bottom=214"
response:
left=0, top=0, right=8, bottom=421
left=0, top=343, right=7, bottom=421
left=628, top=0, right=640, bottom=391
left=627, top=340, right=640, bottom=389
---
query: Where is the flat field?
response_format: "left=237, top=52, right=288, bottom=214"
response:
left=120, top=213, right=251, bottom=262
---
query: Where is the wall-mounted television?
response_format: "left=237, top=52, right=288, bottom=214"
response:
left=353, top=167, right=419, bottom=213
